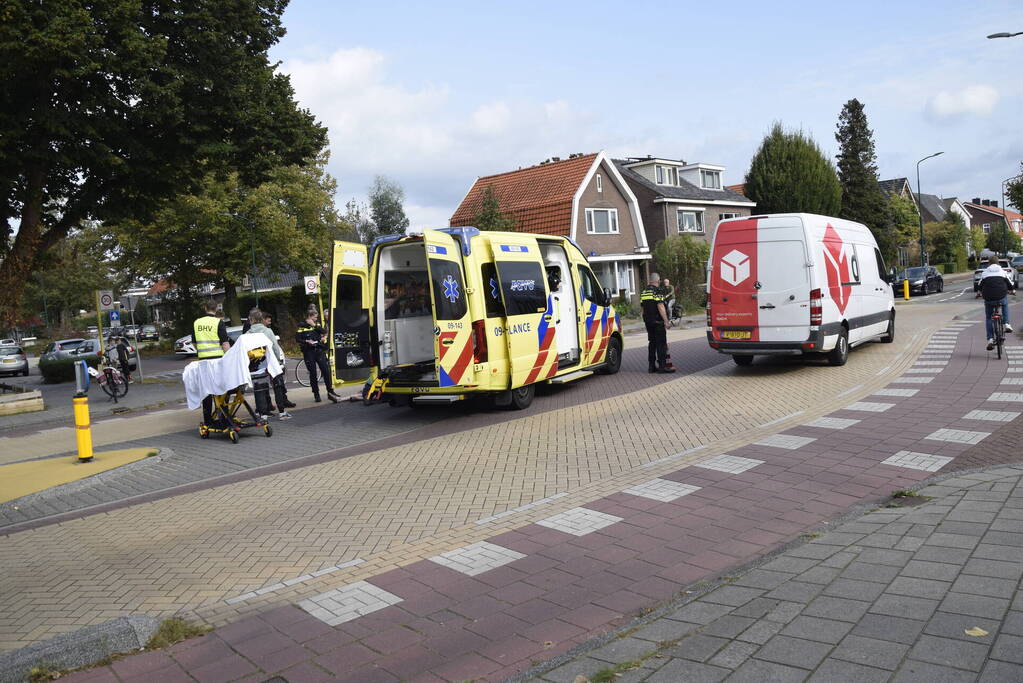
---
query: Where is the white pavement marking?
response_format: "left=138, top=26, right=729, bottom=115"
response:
left=696, top=454, right=764, bottom=474
left=845, top=401, right=896, bottom=412
left=224, top=559, right=365, bottom=605
left=537, top=507, right=623, bottom=536
left=429, top=541, right=526, bottom=576
left=914, top=361, right=948, bottom=366
left=623, top=478, right=702, bottom=502
left=758, top=410, right=806, bottom=428
left=920, top=354, right=951, bottom=358
left=1001, top=378, right=1023, bottom=385
left=475, top=492, right=568, bottom=525
left=642, top=445, right=707, bottom=469
left=298, top=581, right=403, bottom=626
left=875, top=365, right=892, bottom=376
left=1007, top=367, right=1023, bottom=373
left=905, top=368, right=940, bottom=374
left=836, top=384, right=863, bottom=398
left=874, top=388, right=919, bottom=397
left=988, top=393, right=1023, bottom=402
left=891, top=376, right=933, bottom=384
left=925, top=428, right=990, bottom=445
left=754, top=434, right=817, bottom=450
left=963, top=410, right=1020, bottom=422
left=803, top=416, right=860, bottom=430
left=881, top=451, right=953, bottom=472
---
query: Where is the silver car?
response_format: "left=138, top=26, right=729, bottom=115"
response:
left=39, top=338, right=87, bottom=361
left=0, top=346, right=29, bottom=376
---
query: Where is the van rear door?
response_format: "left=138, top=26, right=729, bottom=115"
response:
left=423, top=230, right=476, bottom=388
left=330, top=241, right=376, bottom=386
left=710, top=218, right=810, bottom=343
left=493, top=236, right=556, bottom=387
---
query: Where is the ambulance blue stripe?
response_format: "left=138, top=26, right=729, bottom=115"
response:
left=439, top=365, right=454, bottom=387
left=536, top=294, right=553, bottom=346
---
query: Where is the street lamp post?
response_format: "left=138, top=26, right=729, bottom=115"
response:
left=987, top=31, right=1023, bottom=38
left=916, top=152, right=944, bottom=266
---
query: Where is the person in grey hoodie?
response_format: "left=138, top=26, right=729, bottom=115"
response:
left=247, top=308, right=292, bottom=420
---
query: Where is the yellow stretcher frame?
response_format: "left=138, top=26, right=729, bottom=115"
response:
left=198, top=387, right=273, bottom=444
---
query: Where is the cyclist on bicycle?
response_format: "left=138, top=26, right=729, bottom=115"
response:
left=979, top=256, right=1015, bottom=350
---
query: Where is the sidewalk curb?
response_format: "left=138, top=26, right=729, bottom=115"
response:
left=508, top=459, right=1023, bottom=683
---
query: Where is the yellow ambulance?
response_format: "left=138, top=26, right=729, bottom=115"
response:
left=329, top=227, right=623, bottom=409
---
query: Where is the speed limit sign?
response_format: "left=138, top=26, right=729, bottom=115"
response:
left=97, top=290, right=114, bottom=311
left=304, top=276, right=319, bottom=294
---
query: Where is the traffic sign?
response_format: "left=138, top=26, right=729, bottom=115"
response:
left=109, top=310, right=120, bottom=325
left=304, top=276, right=320, bottom=294
left=97, top=290, right=114, bottom=311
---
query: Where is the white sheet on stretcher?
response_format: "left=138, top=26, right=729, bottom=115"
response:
left=182, top=333, right=283, bottom=410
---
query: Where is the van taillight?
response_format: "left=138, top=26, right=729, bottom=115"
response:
left=810, top=288, right=823, bottom=326
left=471, top=320, right=488, bottom=363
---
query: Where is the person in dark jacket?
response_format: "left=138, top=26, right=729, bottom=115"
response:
left=979, top=257, right=1016, bottom=349
left=641, top=271, right=675, bottom=374
left=296, top=306, right=339, bottom=403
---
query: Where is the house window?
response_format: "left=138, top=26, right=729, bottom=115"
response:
left=701, top=170, right=721, bottom=189
left=656, top=166, right=664, bottom=184
left=719, top=212, right=740, bottom=222
left=983, top=223, right=991, bottom=234
left=596, top=174, right=602, bottom=193
left=585, top=208, right=619, bottom=234
left=655, top=165, right=678, bottom=186
left=677, top=210, right=704, bottom=233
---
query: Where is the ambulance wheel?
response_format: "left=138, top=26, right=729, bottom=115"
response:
left=509, top=384, right=535, bottom=410
left=733, top=355, right=754, bottom=366
left=828, top=329, right=849, bottom=366
left=881, top=313, right=895, bottom=343
left=263, top=424, right=273, bottom=437
left=598, top=336, right=622, bottom=375
left=228, top=430, right=239, bottom=444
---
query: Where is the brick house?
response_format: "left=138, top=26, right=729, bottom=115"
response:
left=450, top=151, right=650, bottom=300
left=613, top=156, right=755, bottom=250
left=965, top=199, right=1023, bottom=238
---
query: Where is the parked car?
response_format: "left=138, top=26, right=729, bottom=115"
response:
left=896, top=266, right=943, bottom=296
left=175, top=325, right=245, bottom=356
left=70, top=338, right=137, bottom=371
left=1011, top=255, right=1023, bottom=278
left=974, top=258, right=1017, bottom=293
left=40, top=338, right=87, bottom=362
left=137, top=324, right=160, bottom=342
left=0, top=345, right=29, bottom=376
left=123, top=325, right=140, bottom=339
left=86, top=326, right=99, bottom=335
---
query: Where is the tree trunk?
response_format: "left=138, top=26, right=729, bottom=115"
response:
left=0, top=166, right=45, bottom=327
left=222, top=279, right=241, bottom=325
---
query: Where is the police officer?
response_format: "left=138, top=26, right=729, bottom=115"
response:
left=641, top=271, right=675, bottom=374
left=296, top=305, right=339, bottom=403
left=193, top=300, right=231, bottom=425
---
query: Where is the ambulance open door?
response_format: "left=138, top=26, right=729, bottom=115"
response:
left=330, top=241, right=375, bottom=387
left=493, top=236, right=556, bottom=387
left=422, top=230, right=476, bottom=388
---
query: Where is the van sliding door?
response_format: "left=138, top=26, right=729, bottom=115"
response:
left=493, top=236, right=554, bottom=387
left=423, top=230, right=475, bottom=388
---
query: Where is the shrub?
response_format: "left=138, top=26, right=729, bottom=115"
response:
left=653, top=234, right=711, bottom=310
left=38, top=356, right=100, bottom=384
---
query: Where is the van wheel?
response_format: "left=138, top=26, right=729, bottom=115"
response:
left=881, top=314, right=895, bottom=343
left=598, top=336, right=622, bottom=375
left=733, top=355, right=754, bottom=366
left=509, top=384, right=535, bottom=410
left=828, top=329, right=849, bottom=366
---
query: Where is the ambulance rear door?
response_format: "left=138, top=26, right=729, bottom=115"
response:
left=423, top=230, right=476, bottom=388
left=493, top=235, right=556, bottom=387
left=330, top=240, right=376, bottom=387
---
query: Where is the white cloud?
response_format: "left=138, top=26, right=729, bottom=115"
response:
left=926, top=85, right=1000, bottom=119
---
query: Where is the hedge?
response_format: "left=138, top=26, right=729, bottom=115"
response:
left=38, top=356, right=100, bottom=384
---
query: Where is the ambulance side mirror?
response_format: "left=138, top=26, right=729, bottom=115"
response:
left=602, top=287, right=612, bottom=307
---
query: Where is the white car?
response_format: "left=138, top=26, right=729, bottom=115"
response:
left=973, top=259, right=1016, bottom=293
left=175, top=325, right=247, bottom=356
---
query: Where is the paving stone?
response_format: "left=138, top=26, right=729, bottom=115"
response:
left=760, top=557, right=820, bottom=575
left=845, top=401, right=896, bottom=412
left=622, top=478, right=701, bottom=502
left=754, top=434, right=816, bottom=450
left=764, top=601, right=803, bottom=624
left=950, top=574, right=1018, bottom=599
left=802, top=596, right=871, bottom=622
left=701, top=586, right=765, bottom=607
left=732, top=569, right=792, bottom=590
left=731, top=597, right=781, bottom=620
left=808, top=658, right=891, bottom=683
left=779, top=616, right=854, bottom=644
left=754, top=634, right=831, bottom=670
left=802, top=416, right=860, bottom=429
left=665, top=634, right=729, bottom=662
left=923, top=532, right=980, bottom=550
left=630, top=618, right=701, bottom=644
left=924, top=611, right=1000, bottom=644
left=541, top=656, right=612, bottom=683
left=831, top=634, right=909, bottom=670
left=963, top=558, right=1023, bottom=580
left=875, top=388, right=919, bottom=397
left=428, top=541, right=526, bottom=577
left=668, top=601, right=734, bottom=626
left=536, top=507, right=623, bottom=536
left=891, top=660, right=977, bottom=682
left=795, top=566, right=842, bottom=585
left=925, top=428, right=990, bottom=445
left=735, top=619, right=785, bottom=645
left=766, top=581, right=825, bottom=604
left=908, top=633, right=989, bottom=671
left=822, top=578, right=886, bottom=601
left=882, top=451, right=953, bottom=472
left=979, top=660, right=1023, bottom=683
left=700, top=615, right=757, bottom=639
left=938, top=592, right=1011, bottom=619
left=886, top=576, right=952, bottom=600
left=990, top=633, right=1023, bottom=664
left=297, top=582, right=403, bottom=626
left=839, top=561, right=901, bottom=583
left=851, top=613, right=926, bottom=645
left=1001, top=610, right=1023, bottom=636
left=871, top=593, right=940, bottom=621
left=645, top=659, right=730, bottom=683
left=588, top=637, right=658, bottom=665
left=706, top=640, right=759, bottom=669
left=694, top=454, right=763, bottom=474
left=726, top=658, right=809, bottom=683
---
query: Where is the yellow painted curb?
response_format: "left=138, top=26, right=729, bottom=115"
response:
left=0, top=448, right=157, bottom=503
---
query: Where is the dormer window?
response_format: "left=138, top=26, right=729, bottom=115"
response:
left=701, top=169, right=721, bottom=189
left=656, top=165, right=678, bottom=186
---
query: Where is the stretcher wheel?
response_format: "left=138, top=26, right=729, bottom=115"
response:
left=263, top=424, right=273, bottom=437
left=228, top=430, right=239, bottom=444
left=199, top=425, right=209, bottom=439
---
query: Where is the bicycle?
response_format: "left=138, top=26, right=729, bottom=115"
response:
left=989, top=312, right=1006, bottom=359
left=293, top=359, right=310, bottom=387
left=97, top=362, right=130, bottom=401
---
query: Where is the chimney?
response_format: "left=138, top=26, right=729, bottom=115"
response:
left=982, top=200, right=991, bottom=206
left=992, top=200, right=999, bottom=208
left=973, top=197, right=981, bottom=204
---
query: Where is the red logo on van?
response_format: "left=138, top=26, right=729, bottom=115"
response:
left=822, top=225, right=851, bottom=314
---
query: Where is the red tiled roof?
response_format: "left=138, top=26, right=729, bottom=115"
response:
left=450, top=154, right=598, bottom=236
left=965, top=202, right=1022, bottom=221
left=724, top=183, right=746, bottom=196
left=147, top=279, right=172, bottom=296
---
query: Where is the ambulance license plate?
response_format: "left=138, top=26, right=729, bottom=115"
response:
left=721, top=330, right=751, bottom=340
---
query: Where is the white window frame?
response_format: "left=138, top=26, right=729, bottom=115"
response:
left=595, top=174, right=602, bottom=193
left=718, top=212, right=740, bottom=221
left=656, top=165, right=665, bottom=184
left=586, top=208, right=620, bottom=234
left=677, top=209, right=705, bottom=234
left=700, top=169, right=721, bottom=189
left=983, top=223, right=991, bottom=234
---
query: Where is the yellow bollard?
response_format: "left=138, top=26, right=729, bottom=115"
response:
left=903, top=279, right=910, bottom=300
left=73, top=396, right=94, bottom=462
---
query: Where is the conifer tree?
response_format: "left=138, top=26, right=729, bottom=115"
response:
left=835, top=99, right=893, bottom=258
left=744, top=123, right=841, bottom=217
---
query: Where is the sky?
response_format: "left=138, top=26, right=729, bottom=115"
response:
left=270, top=0, right=1023, bottom=229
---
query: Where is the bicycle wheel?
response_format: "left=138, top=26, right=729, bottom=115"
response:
left=100, top=369, right=128, bottom=400
left=293, top=360, right=310, bottom=387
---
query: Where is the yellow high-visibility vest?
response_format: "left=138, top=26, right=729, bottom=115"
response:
left=193, top=315, right=224, bottom=358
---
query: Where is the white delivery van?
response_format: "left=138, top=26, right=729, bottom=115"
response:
left=707, top=213, right=895, bottom=366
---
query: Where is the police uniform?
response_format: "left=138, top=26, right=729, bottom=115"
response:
left=296, top=319, right=338, bottom=402
left=641, top=284, right=671, bottom=373
left=192, top=313, right=230, bottom=425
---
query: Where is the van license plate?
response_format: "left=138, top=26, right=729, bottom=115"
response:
left=721, top=331, right=751, bottom=340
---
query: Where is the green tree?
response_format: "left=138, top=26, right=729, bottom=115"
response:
left=0, top=0, right=326, bottom=325
left=744, top=123, right=842, bottom=216
left=116, top=157, right=341, bottom=325
left=342, top=199, right=378, bottom=244
left=923, top=213, right=968, bottom=270
left=970, top=225, right=987, bottom=256
left=473, top=185, right=517, bottom=231
left=653, top=234, right=710, bottom=312
left=987, top=219, right=1021, bottom=256
left=835, top=99, right=893, bottom=259
left=368, top=175, right=410, bottom=241
left=1006, top=163, right=1023, bottom=214
left=887, top=195, right=920, bottom=244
